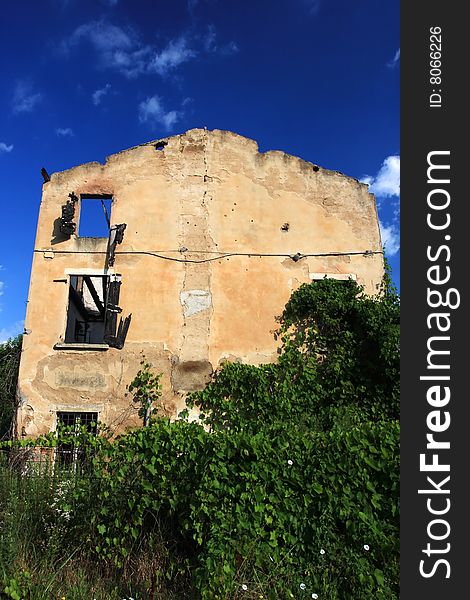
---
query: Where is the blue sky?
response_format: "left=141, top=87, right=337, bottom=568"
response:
left=0, top=0, right=399, bottom=343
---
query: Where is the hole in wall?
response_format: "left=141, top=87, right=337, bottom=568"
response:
left=79, top=196, right=112, bottom=237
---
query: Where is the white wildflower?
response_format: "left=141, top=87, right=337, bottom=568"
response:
left=300, top=582, right=306, bottom=590
left=364, top=544, right=370, bottom=551
left=287, top=459, right=293, bottom=466
left=242, top=584, right=248, bottom=591
left=312, top=595, right=319, bottom=599
left=320, top=548, right=325, bottom=555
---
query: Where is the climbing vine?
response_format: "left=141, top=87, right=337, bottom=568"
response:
left=1, top=275, right=400, bottom=599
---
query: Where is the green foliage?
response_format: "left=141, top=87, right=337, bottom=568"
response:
left=0, top=336, right=22, bottom=439
left=82, top=275, right=399, bottom=598
left=189, top=276, right=399, bottom=433
left=1, top=276, right=400, bottom=599
left=279, top=276, right=399, bottom=423
left=81, top=418, right=398, bottom=598
left=128, top=357, right=163, bottom=426
left=2, top=571, right=32, bottom=600
left=0, top=451, right=189, bottom=599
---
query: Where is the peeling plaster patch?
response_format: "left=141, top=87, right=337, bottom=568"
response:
left=218, top=353, right=242, bottom=365
left=22, top=405, right=35, bottom=430
left=288, top=277, right=303, bottom=291
left=180, top=290, right=212, bottom=317
left=54, top=370, right=106, bottom=390
left=281, top=258, right=310, bottom=283
left=171, top=359, right=213, bottom=392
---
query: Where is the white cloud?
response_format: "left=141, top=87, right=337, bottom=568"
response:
left=0, top=320, right=24, bottom=344
left=362, top=155, right=400, bottom=257
left=362, top=155, right=400, bottom=198
left=66, top=20, right=134, bottom=55
left=0, top=143, right=13, bottom=153
left=63, top=21, right=148, bottom=77
left=92, top=83, right=112, bottom=105
left=379, top=221, right=400, bottom=256
left=108, top=46, right=152, bottom=77
left=138, top=95, right=180, bottom=131
left=63, top=20, right=236, bottom=78
left=148, top=35, right=196, bottom=76
left=12, top=81, right=43, bottom=114
left=387, top=48, right=400, bottom=69
left=0, top=281, right=4, bottom=296
left=56, top=127, right=74, bottom=137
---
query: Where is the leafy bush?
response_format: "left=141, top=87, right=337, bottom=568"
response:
left=1, top=276, right=400, bottom=599
left=0, top=336, right=22, bottom=439
left=80, top=275, right=400, bottom=598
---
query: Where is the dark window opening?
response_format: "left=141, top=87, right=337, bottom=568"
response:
left=56, top=411, right=98, bottom=467
left=79, top=195, right=112, bottom=237
left=62, top=274, right=131, bottom=349
left=65, top=275, right=107, bottom=344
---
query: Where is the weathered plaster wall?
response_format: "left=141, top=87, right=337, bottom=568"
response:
left=17, top=128, right=384, bottom=437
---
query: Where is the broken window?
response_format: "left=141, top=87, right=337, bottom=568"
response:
left=102, top=275, right=132, bottom=349
left=78, top=195, right=112, bottom=237
left=55, top=411, right=97, bottom=467
left=65, top=275, right=107, bottom=344
left=63, top=274, right=131, bottom=348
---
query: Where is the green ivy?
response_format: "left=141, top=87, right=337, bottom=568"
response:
left=3, top=275, right=400, bottom=599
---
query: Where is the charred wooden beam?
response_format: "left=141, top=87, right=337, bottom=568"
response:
left=107, top=314, right=132, bottom=349
left=103, top=275, right=131, bottom=348
left=59, top=192, right=78, bottom=237
left=41, top=167, right=50, bottom=183
left=100, top=199, right=111, bottom=229
left=106, top=223, right=127, bottom=268
left=104, top=277, right=122, bottom=342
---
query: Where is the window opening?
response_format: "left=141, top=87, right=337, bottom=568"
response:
left=79, top=195, right=112, bottom=237
left=65, top=275, right=107, bottom=344
left=55, top=411, right=98, bottom=467
left=63, top=274, right=131, bottom=348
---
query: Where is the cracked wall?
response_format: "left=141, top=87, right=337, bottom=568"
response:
left=17, top=128, right=384, bottom=437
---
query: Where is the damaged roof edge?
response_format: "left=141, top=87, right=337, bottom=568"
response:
left=45, top=128, right=371, bottom=189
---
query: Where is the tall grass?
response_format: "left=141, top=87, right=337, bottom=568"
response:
left=0, top=450, right=192, bottom=599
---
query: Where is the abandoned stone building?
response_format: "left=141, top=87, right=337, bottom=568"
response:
left=16, top=128, right=384, bottom=438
